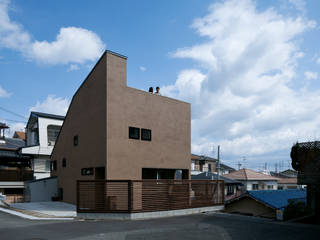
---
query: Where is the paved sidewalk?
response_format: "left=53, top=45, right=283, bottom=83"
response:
left=8, top=201, right=76, bottom=219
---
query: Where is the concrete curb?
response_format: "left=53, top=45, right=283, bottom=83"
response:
left=78, top=205, right=224, bottom=220
left=0, top=207, right=74, bottom=221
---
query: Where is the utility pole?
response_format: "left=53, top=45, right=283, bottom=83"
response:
left=217, top=145, right=220, bottom=203
left=238, top=161, right=242, bottom=170
left=242, top=156, right=246, bottom=169
left=217, top=145, right=220, bottom=180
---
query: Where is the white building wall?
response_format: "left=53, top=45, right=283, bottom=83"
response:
left=22, top=116, right=64, bottom=180
left=38, top=117, right=63, bottom=153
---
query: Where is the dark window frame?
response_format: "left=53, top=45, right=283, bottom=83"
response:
left=227, top=185, right=234, bottom=195
left=74, top=135, right=78, bottom=146
left=51, top=160, right=57, bottom=171
left=141, top=128, right=152, bottom=141
left=62, top=158, right=66, bottom=168
left=252, top=184, right=259, bottom=190
left=129, top=127, right=140, bottom=140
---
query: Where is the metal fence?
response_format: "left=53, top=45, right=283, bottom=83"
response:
left=77, top=180, right=224, bottom=213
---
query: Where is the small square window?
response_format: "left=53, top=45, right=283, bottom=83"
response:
left=74, top=135, right=78, bottom=146
left=141, top=128, right=151, bottom=141
left=129, top=127, right=140, bottom=140
left=62, top=158, right=66, bottom=168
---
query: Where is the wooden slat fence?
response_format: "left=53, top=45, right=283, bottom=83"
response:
left=77, top=180, right=224, bottom=213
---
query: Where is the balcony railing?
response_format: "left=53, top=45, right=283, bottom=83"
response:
left=0, top=168, right=34, bottom=181
left=77, top=180, right=224, bottom=213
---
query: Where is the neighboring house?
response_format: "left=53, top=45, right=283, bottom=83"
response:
left=192, top=172, right=244, bottom=201
left=277, top=177, right=300, bottom=190
left=13, top=131, right=26, bottom=141
left=225, top=189, right=306, bottom=220
left=0, top=123, right=33, bottom=203
left=223, top=168, right=278, bottom=191
left=270, top=169, right=298, bottom=178
left=21, top=112, right=64, bottom=180
left=191, top=154, right=235, bottom=176
left=51, top=50, right=191, bottom=204
left=291, top=141, right=320, bottom=224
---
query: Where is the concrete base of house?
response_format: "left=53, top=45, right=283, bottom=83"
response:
left=77, top=205, right=224, bottom=220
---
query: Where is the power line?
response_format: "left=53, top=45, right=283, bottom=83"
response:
left=0, top=118, right=27, bottom=123
left=0, top=106, right=27, bottom=120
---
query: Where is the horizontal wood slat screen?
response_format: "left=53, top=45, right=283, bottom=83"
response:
left=77, top=180, right=224, bottom=213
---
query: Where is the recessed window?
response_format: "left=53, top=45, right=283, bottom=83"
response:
left=51, top=160, right=57, bottom=171
left=62, top=158, right=66, bottom=168
left=141, top=128, right=151, bottom=141
left=252, top=184, right=259, bottom=190
left=129, top=127, right=140, bottom=140
left=74, top=135, right=78, bottom=146
left=47, top=125, right=61, bottom=146
left=81, top=168, right=94, bottom=176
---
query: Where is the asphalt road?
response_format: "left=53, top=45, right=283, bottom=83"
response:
left=0, top=211, right=319, bottom=240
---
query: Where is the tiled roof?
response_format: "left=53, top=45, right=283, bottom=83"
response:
left=191, top=172, right=242, bottom=184
left=191, top=153, right=217, bottom=161
left=0, top=138, right=26, bottom=150
left=277, top=177, right=297, bottom=184
left=0, top=149, right=30, bottom=159
left=223, top=168, right=279, bottom=181
left=191, top=153, right=235, bottom=171
left=13, top=131, right=26, bottom=141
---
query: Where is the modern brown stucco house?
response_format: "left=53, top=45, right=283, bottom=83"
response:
left=51, top=50, right=191, bottom=204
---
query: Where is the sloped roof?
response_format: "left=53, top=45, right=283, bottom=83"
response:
left=277, top=177, right=297, bottom=184
left=191, top=153, right=235, bottom=171
left=0, top=138, right=26, bottom=150
left=13, top=131, right=26, bottom=141
left=31, top=111, right=65, bottom=120
left=226, top=189, right=306, bottom=210
left=191, top=153, right=217, bottom=161
left=191, top=172, right=242, bottom=184
left=223, top=168, right=278, bottom=181
left=248, top=190, right=306, bottom=209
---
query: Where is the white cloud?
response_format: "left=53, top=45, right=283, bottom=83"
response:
left=0, top=85, right=11, bottom=97
left=67, top=64, right=80, bottom=72
left=0, top=0, right=105, bottom=65
left=304, top=71, right=318, bottom=80
left=317, top=58, right=320, bottom=64
left=139, top=66, right=146, bottom=71
left=163, top=0, right=317, bottom=168
left=30, top=95, right=69, bottom=116
left=30, top=27, right=105, bottom=64
left=288, top=0, right=306, bottom=14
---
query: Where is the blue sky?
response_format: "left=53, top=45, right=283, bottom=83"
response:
left=1, top=0, right=320, bottom=171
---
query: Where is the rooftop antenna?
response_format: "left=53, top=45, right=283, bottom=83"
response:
left=237, top=161, right=242, bottom=170
left=242, top=156, right=246, bottom=169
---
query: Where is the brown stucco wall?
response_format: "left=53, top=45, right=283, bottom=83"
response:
left=225, top=196, right=275, bottom=219
left=51, top=53, right=107, bottom=204
left=51, top=51, right=191, bottom=204
left=106, top=52, right=191, bottom=179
